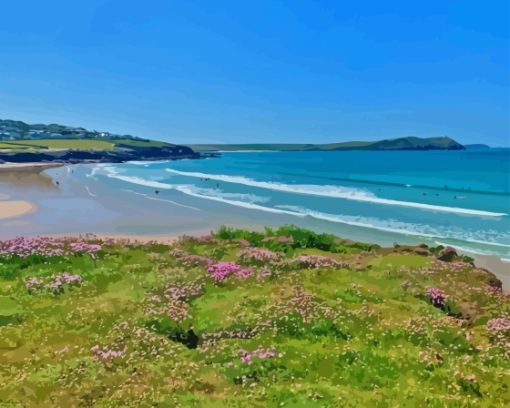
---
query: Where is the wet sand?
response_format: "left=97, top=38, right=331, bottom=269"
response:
left=471, top=254, right=510, bottom=292
left=0, top=162, right=62, bottom=171
left=0, top=163, right=508, bottom=290
left=0, top=200, right=37, bottom=219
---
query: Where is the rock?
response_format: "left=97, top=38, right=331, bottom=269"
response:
left=437, top=246, right=457, bottom=262
left=414, top=247, right=431, bottom=256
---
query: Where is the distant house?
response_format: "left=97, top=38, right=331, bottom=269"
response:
left=29, top=131, right=48, bottom=139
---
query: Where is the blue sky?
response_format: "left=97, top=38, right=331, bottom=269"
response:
left=0, top=1, right=508, bottom=145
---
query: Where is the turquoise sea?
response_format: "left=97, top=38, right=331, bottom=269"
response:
left=93, top=149, right=510, bottom=259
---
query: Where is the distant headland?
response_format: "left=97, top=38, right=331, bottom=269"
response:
left=0, top=119, right=200, bottom=165
left=0, top=118, right=470, bottom=167
left=190, top=136, right=466, bottom=152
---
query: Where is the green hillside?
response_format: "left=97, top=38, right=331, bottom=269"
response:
left=0, top=226, right=508, bottom=407
left=0, top=119, right=197, bottom=163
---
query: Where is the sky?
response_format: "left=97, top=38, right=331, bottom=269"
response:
left=0, top=0, right=508, bottom=146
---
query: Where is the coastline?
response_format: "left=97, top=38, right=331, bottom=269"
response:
left=0, top=161, right=63, bottom=171
left=0, top=200, right=37, bottom=219
left=0, top=163, right=507, bottom=290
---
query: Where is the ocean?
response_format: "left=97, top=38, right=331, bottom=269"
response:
left=91, top=149, right=510, bottom=260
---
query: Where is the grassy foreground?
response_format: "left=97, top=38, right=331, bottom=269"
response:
left=0, top=226, right=508, bottom=407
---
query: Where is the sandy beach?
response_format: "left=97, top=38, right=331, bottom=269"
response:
left=0, top=162, right=62, bottom=171
left=0, top=163, right=508, bottom=290
left=0, top=200, right=36, bottom=219
left=0, top=163, right=52, bottom=220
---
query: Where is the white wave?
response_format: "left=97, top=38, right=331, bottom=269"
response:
left=187, top=187, right=270, bottom=204
left=216, top=150, right=279, bottom=153
left=110, top=174, right=269, bottom=205
left=104, top=171, right=510, bottom=253
left=174, top=185, right=306, bottom=217
left=121, top=189, right=200, bottom=211
left=85, top=186, right=96, bottom=198
left=165, top=169, right=506, bottom=217
left=87, top=163, right=111, bottom=178
left=433, top=241, right=510, bottom=258
left=276, top=205, right=450, bottom=240
left=173, top=187, right=509, bottom=251
left=280, top=206, right=510, bottom=249
left=127, top=160, right=170, bottom=166
left=108, top=174, right=174, bottom=190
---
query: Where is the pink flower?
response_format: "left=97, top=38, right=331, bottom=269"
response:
left=25, top=276, right=43, bottom=289
left=239, top=346, right=278, bottom=364
left=239, top=247, right=281, bottom=263
left=425, top=287, right=446, bottom=308
left=486, top=318, right=510, bottom=334
left=207, top=261, right=252, bottom=283
left=292, top=255, right=343, bottom=269
left=0, top=236, right=101, bottom=258
left=90, top=344, right=125, bottom=362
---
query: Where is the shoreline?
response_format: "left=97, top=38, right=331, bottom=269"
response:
left=0, top=200, right=37, bottom=220
left=0, top=163, right=507, bottom=290
left=0, top=162, right=63, bottom=171
left=2, top=229, right=507, bottom=291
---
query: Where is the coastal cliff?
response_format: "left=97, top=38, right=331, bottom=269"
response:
left=0, top=119, right=199, bottom=164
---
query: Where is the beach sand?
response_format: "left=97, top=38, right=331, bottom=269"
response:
left=0, top=163, right=508, bottom=290
left=0, top=200, right=37, bottom=219
left=0, top=162, right=62, bottom=171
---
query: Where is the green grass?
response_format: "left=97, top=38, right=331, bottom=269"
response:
left=0, top=142, right=32, bottom=150
left=0, top=226, right=508, bottom=407
left=10, top=139, right=115, bottom=150
left=112, top=138, right=174, bottom=148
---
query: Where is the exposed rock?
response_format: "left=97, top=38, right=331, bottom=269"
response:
left=437, top=246, right=457, bottom=262
left=0, top=145, right=200, bottom=164
left=414, top=247, right=431, bottom=256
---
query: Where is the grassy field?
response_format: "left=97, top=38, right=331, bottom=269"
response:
left=0, top=226, right=508, bottom=407
left=112, top=138, right=174, bottom=148
left=0, top=142, right=32, bottom=150
left=8, top=139, right=115, bottom=150
left=0, top=138, right=172, bottom=152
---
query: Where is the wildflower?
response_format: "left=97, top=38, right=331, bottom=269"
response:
left=426, top=287, right=446, bottom=308
left=486, top=318, right=510, bottom=334
left=90, top=344, right=126, bottom=362
left=239, top=346, right=278, bottom=364
left=25, top=277, right=43, bottom=290
left=291, top=255, right=345, bottom=269
left=239, top=247, right=281, bottom=263
left=207, top=261, right=252, bottom=283
left=0, top=236, right=101, bottom=258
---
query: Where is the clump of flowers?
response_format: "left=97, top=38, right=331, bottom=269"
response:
left=486, top=318, right=510, bottom=335
left=0, top=236, right=101, bottom=258
left=291, top=254, right=344, bottom=269
left=164, top=284, right=203, bottom=301
left=207, top=261, right=252, bottom=283
left=90, top=345, right=125, bottom=362
left=426, top=287, right=446, bottom=308
left=24, top=277, right=43, bottom=292
left=239, top=346, right=277, bottom=365
left=49, top=272, right=84, bottom=293
left=25, top=272, right=83, bottom=294
left=170, top=248, right=211, bottom=267
left=146, top=283, right=203, bottom=323
left=239, top=247, right=281, bottom=264
left=234, top=239, right=250, bottom=248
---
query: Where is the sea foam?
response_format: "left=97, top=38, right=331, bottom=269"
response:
left=165, top=169, right=507, bottom=217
